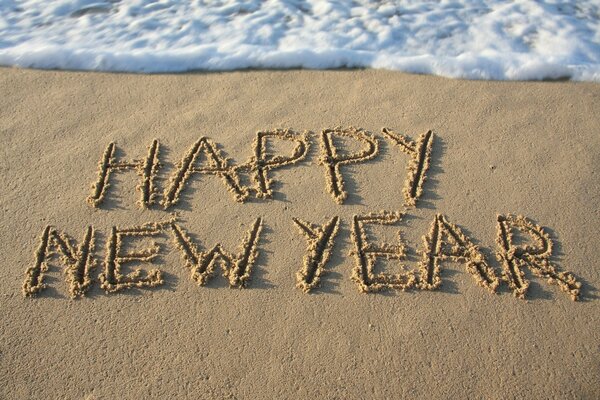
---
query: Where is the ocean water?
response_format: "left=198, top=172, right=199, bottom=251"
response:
left=1, top=0, right=599, bottom=81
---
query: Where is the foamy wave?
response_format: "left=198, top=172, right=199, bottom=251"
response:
left=1, top=0, right=599, bottom=81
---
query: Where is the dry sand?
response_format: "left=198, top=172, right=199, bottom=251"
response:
left=1, top=67, right=599, bottom=399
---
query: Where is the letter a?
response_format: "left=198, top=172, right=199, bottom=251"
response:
left=417, top=214, right=499, bottom=293
left=162, top=138, right=249, bottom=208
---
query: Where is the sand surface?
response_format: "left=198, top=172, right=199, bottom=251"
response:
left=1, top=68, right=599, bottom=399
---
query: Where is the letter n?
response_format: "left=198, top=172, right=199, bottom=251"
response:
left=23, top=226, right=96, bottom=298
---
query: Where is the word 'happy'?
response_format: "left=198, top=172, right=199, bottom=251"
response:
left=22, top=127, right=582, bottom=301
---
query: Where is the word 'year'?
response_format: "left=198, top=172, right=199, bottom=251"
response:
left=23, top=214, right=580, bottom=301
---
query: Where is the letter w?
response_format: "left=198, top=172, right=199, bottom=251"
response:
left=169, top=218, right=262, bottom=288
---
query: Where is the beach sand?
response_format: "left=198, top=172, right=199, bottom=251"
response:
left=1, top=68, right=599, bottom=399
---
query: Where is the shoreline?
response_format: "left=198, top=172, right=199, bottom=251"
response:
left=0, top=65, right=588, bottom=83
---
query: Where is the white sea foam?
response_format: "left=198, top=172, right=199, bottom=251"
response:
left=1, top=0, right=599, bottom=81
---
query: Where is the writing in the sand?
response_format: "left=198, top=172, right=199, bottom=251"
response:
left=22, top=127, right=582, bottom=301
